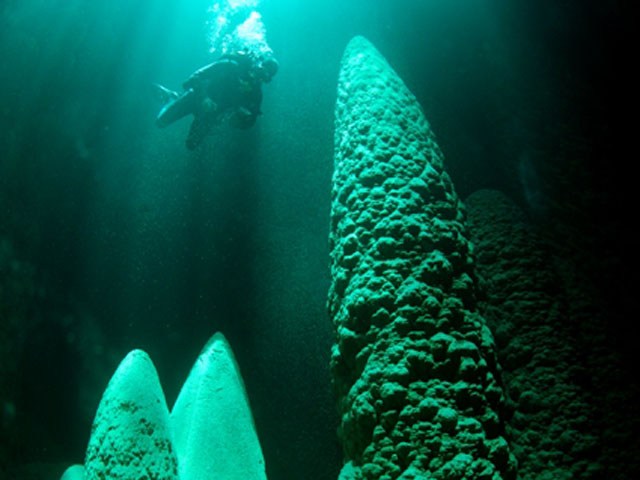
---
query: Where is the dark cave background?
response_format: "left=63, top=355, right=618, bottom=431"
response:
left=0, top=0, right=635, bottom=479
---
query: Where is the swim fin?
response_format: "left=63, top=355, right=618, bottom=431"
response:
left=153, top=83, right=179, bottom=104
left=156, top=88, right=200, bottom=128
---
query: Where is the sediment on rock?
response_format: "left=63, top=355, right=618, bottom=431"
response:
left=84, top=350, right=178, bottom=480
left=328, top=36, right=516, bottom=480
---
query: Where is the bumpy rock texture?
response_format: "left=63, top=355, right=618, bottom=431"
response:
left=328, top=36, right=516, bottom=480
left=84, top=350, right=178, bottom=480
left=465, top=189, right=602, bottom=479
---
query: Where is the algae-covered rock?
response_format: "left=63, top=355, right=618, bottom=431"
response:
left=328, top=36, right=516, bottom=479
left=84, top=350, right=178, bottom=480
left=171, top=333, right=267, bottom=480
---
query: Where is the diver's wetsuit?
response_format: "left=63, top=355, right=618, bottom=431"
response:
left=156, top=55, right=262, bottom=150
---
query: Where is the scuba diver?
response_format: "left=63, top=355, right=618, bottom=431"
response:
left=155, top=51, right=278, bottom=150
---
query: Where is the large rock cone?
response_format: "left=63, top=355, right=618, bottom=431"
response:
left=65, top=334, right=267, bottom=480
left=84, top=350, right=178, bottom=480
left=171, top=333, right=267, bottom=480
left=328, top=36, right=516, bottom=480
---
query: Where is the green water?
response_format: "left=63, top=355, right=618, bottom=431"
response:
left=0, top=1, right=633, bottom=479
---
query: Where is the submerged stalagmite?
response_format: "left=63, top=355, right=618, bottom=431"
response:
left=465, top=189, right=601, bottom=479
left=328, top=36, right=516, bottom=479
left=172, top=333, right=268, bottom=480
left=84, top=350, right=178, bottom=480
left=59, top=333, right=267, bottom=480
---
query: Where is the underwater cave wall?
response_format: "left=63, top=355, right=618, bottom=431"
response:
left=465, top=189, right=634, bottom=479
left=0, top=236, right=40, bottom=470
left=327, top=36, right=516, bottom=480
